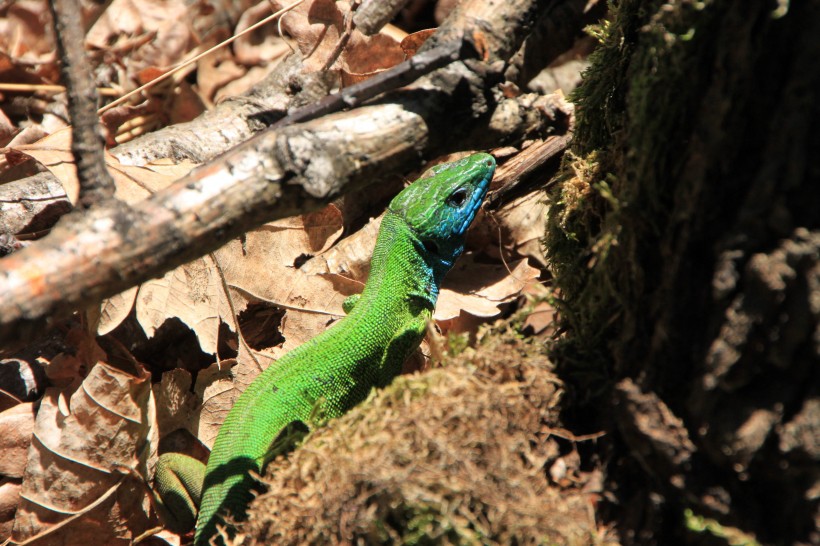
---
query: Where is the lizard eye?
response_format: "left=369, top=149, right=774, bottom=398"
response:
left=448, top=188, right=468, bottom=207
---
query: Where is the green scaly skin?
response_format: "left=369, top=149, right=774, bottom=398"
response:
left=154, top=153, right=496, bottom=545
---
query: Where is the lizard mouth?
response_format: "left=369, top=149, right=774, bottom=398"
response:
left=453, top=175, right=492, bottom=235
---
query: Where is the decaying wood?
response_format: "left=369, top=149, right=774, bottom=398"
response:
left=112, top=54, right=337, bottom=167
left=0, top=0, right=562, bottom=344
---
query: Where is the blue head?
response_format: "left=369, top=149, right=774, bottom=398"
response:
left=389, top=153, right=495, bottom=270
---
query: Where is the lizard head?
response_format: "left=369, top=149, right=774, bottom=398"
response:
left=389, top=153, right=495, bottom=265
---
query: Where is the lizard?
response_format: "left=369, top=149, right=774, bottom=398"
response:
left=153, top=152, right=496, bottom=545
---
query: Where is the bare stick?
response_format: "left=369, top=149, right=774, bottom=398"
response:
left=48, top=0, right=115, bottom=209
left=263, top=36, right=477, bottom=131
left=0, top=0, right=552, bottom=344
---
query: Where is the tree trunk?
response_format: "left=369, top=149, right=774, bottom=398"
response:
left=546, top=1, right=819, bottom=544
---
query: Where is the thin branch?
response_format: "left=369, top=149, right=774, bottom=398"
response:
left=486, top=133, right=573, bottom=210
left=48, top=0, right=115, bottom=209
left=353, top=0, right=410, bottom=36
left=319, top=0, right=360, bottom=71
left=0, top=0, right=551, bottom=344
left=260, top=36, right=478, bottom=131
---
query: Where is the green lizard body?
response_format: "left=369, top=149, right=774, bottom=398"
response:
left=154, top=153, right=496, bottom=545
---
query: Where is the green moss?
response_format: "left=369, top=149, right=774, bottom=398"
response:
left=543, top=0, right=727, bottom=398
left=445, top=330, right=471, bottom=357
left=684, top=509, right=762, bottom=546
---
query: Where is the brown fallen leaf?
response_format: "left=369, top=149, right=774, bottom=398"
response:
left=0, top=0, right=58, bottom=84
left=232, top=1, right=293, bottom=66
left=299, top=211, right=382, bottom=279
left=436, top=257, right=540, bottom=320
left=0, top=389, right=22, bottom=414
left=136, top=253, right=232, bottom=356
left=0, top=478, right=21, bottom=540
left=152, top=368, right=199, bottom=445
left=150, top=359, right=244, bottom=461
left=193, top=359, right=239, bottom=449
left=85, top=0, right=197, bottom=75
left=12, top=361, right=159, bottom=544
left=522, top=300, right=558, bottom=337
left=97, top=286, right=139, bottom=336
left=213, top=205, right=347, bottom=355
left=44, top=328, right=108, bottom=390
left=0, top=402, right=36, bottom=479
left=469, top=190, right=550, bottom=267
left=134, top=205, right=345, bottom=356
left=6, top=126, right=195, bottom=204
left=399, top=29, right=436, bottom=58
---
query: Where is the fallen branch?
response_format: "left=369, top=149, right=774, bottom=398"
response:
left=0, top=0, right=557, bottom=344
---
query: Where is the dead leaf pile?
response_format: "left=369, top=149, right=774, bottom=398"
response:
left=0, top=330, right=158, bottom=543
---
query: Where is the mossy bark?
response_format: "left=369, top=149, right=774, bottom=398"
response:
left=546, top=1, right=819, bottom=544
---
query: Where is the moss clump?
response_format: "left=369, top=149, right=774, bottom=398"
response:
left=543, top=0, right=723, bottom=396
left=243, top=325, right=616, bottom=545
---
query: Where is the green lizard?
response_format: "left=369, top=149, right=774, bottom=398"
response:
left=154, top=153, right=496, bottom=545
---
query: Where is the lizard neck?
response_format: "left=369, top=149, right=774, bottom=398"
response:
left=356, top=210, right=443, bottom=314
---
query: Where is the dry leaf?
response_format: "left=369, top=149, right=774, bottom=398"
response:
left=0, top=108, right=15, bottom=147
left=0, top=403, right=35, bottom=478
left=98, top=286, right=139, bottom=336
left=136, top=254, right=230, bottom=355
left=7, top=127, right=194, bottom=204
left=263, top=0, right=403, bottom=73
left=0, top=390, right=22, bottom=414
left=436, top=258, right=540, bottom=320
left=340, top=31, right=405, bottom=85
left=232, top=1, right=292, bottom=66
left=399, top=29, right=436, bottom=58
left=44, top=328, right=108, bottom=389
left=146, top=528, right=182, bottom=545
left=192, top=359, right=238, bottom=448
left=213, top=206, right=346, bottom=354
left=12, top=361, right=159, bottom=544
left=469, top=190, right=550, bottom=267
left=0, top=478, right=21, bottom=540
left=522, top=301, right=557, bottom=336
left=299, top=212, right=382, bottom=279
left=0, top=0, right=58, bottom=83
left=86, top=0, right=193, bottom=71
left=192, top=343, right=297, bottom=446
left=494, top=191, right=550, bottom=266
left=133, top=205, right=345, bottom=356
left=198, top=52, right=246, bottom=103
left=152, top=368, right=199, bottom=441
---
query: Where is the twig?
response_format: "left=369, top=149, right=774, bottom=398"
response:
left=319, top=0, right=360, bottom=72
left=48, top=0, right=115, bottom=209
left=353, top=0, right=411, bottom=36
left=485, top=133, right=572, bottom=210
left=0, top=0, right=552, bottom=344
left=261, top=36, right=478, bottom=131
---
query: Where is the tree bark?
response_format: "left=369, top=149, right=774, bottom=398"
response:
left=546, top=0, right=819, bottom=544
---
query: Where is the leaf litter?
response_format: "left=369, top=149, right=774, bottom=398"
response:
left=0, top=0, right=583, bottom=542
